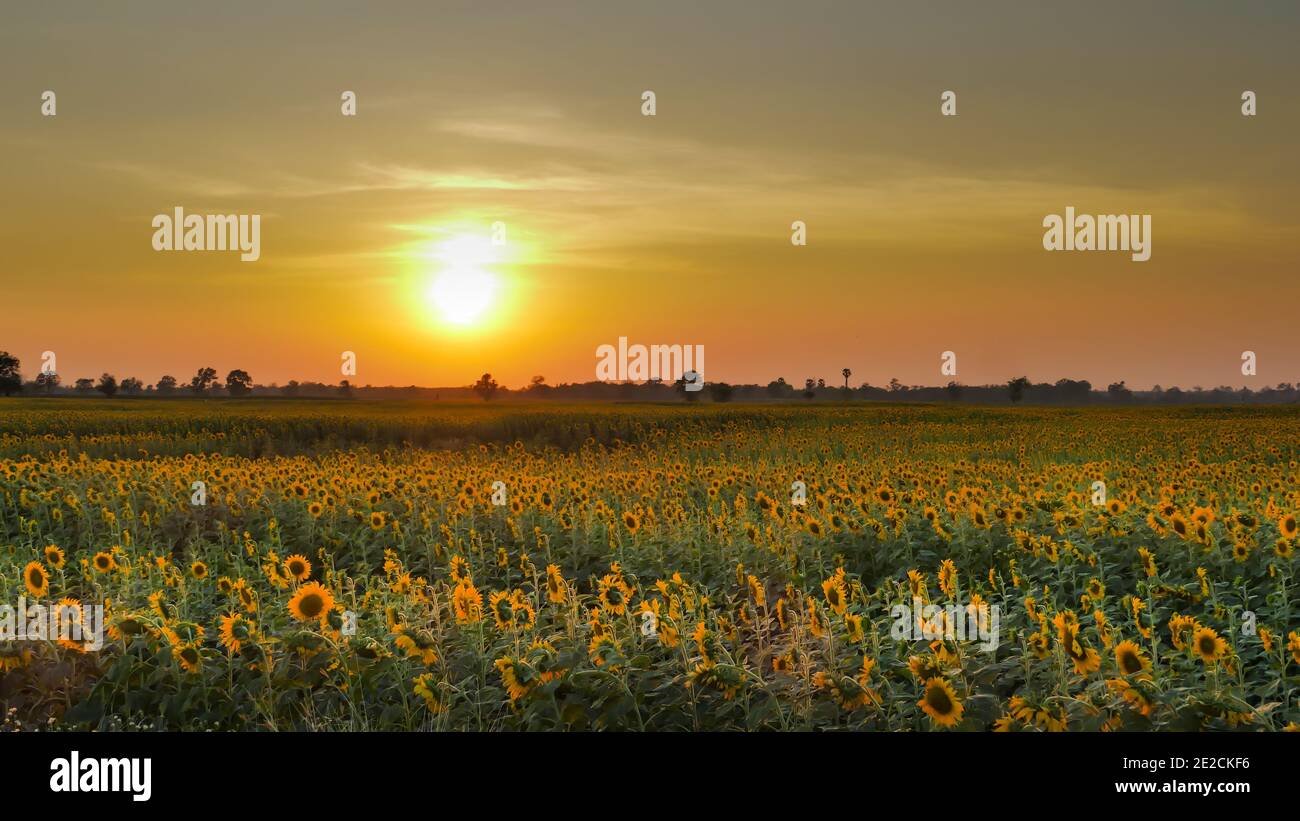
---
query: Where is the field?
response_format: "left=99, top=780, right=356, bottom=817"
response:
left=1, top=398, right=1298, bottom=731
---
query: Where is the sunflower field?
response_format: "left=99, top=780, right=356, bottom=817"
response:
left=1, top=399, right=1298, bottom=731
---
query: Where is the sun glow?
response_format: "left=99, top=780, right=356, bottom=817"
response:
left=425, top=234, right=500, bottom=326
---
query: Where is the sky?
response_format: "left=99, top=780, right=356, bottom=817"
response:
left=1, top=1, right=1297, bottom=390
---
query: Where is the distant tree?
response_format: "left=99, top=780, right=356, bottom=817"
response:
left=1107, top=381, right=1133, bottom=403
left=156, top=375, right=178, bottom=395
left=1007, top=376, right=1030, bottom=403
left=472, top=373, right=498, bottom=401
left=766, top=377, right=792, bottom=399
left=35, top=371, right=60, bottom=395
left=282, top=380, right=300, bottom=397
left=1053, top=378, right=1092, bottom=404
left=888, top=377, right=903, bottom=393
left=946, top=381, right=963, bottom=402
left=190, top=367, right=217, bottom=395
left=225, top=369, right=253, bottom=397
left=0, top=351, right=21, bottom=396
left=338, top=380, right=353, bottom=398
left=96, top=373, right=118, bottom=397
left=817, top=378, right=826, bottom=389
left=527, top=375, right=550, bottom=397
left=708, top=382, right=734, bottom=403
left=74, top=378, right=94, bottom=394
left=841, top=368, right=852, bottom=389
left=673, top=375, right=701, bottom=402
left=803, top=379, right=816, bottom=400
left=120, top=377, right=144, bottom=395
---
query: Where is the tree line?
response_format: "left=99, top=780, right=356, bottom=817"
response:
left=0, top=352, right=1295, bottom=405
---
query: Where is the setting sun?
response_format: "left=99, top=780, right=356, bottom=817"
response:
left=424, top=234, right=500, bottom=326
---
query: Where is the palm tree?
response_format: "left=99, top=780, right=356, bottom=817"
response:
left=841, top=368, right=851, bottom=389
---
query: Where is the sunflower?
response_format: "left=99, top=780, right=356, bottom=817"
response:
left=173, top=643, right=202, bottom=673
left=307, top=501, right=324, bottom=518
left=597, top=573, right=632, bottom=616
left=23, top=561, right=50, bottom=598
left=821, top=570, right=847, bottom=615
left=0, top=645, right=34, bottom=673
left=938, top=559, right=957, bottom=599
left=235, top=580, right=257, bottom=612
left=489, top=590, right=515, bottom=630
left=1086, top=578, right=1105, bottom=601
left=1280, top=513, right=1298, bottom=540
left=283, top=554, right=312, bottom=581
left=1114, top=640, right=1148, bottom=676
left=1054, top=612, right=1101, bottom=675
left=1193, top=626, right=1227, bottom=665
left=218, top=613, right=255, bottom=654
left=190, top=560, right=208, bottom=579
left=53, top=598, right=90, bottom=652
left=1137, top=547, right=1157, bottom=578
left=918, top=677, right=963, bottom=728
left=448, top=555, right=470, bottom=585
left=393, top=627, right=439, bottom=665
left=621, top=511, right=640, bottom=534
left=452, top=581, right=483, bottom=624
left=287, top=581, right=335, bottom=623
left=106, top=612, right=148, bottom=642
left=91, top=552, right=116, bottom=574
left=43, top=545, right=65, bottom=569
left=413, top=673, right=448, bottom=713
left=495, top=655, right=538, bottom=703
left=545, top=564, right=567, bottom=604
left=368, top=511, right=386, bottom=531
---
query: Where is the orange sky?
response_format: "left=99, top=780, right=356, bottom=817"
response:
left=2, top=1, right=1297, bottom=390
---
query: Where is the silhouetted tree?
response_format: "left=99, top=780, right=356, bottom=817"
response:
left=120, top=377, right=144, bottom=395
left=472, top=373, right=498, bottom=401
left=1007, top=376, right=1029, bottom=403
left=803, top=378, right=816, bottom=400
left=673, top=375, right=701, bottom=402
left=766, top=377, right=792, bottom=399
left=0, top=351, right=21, bottom=396
left=156, top=375, right=178, bottom=395
left=946, top=381, right=963, bottom=402
left=282, top=380, right=300, bottom=397
left=841, top=368, right=851, bottom=389
left=708, top=382, right=734, bottom=402
left=74, top=378, right=94, bottom=394
left=225, top=369, right=253, bottom=397
left=96, top=373, right=118, bottom=397
left=35, top=371, right=60, bottom=395
left=338, top=380, right=353, bottom=398
left=190, top=367, right=217, bottom=395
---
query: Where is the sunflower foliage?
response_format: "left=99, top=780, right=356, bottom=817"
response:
left=0, top=400, right=1297, bottom=731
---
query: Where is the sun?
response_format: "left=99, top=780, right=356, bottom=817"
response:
left=429, top=266, right=497, bottom=325
left=425, top=235, right=500, bottom=326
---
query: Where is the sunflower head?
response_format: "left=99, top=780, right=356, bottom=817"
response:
left=288, top=581, right=335, bottom=624
left=918, top=677, right=964, bottom=728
